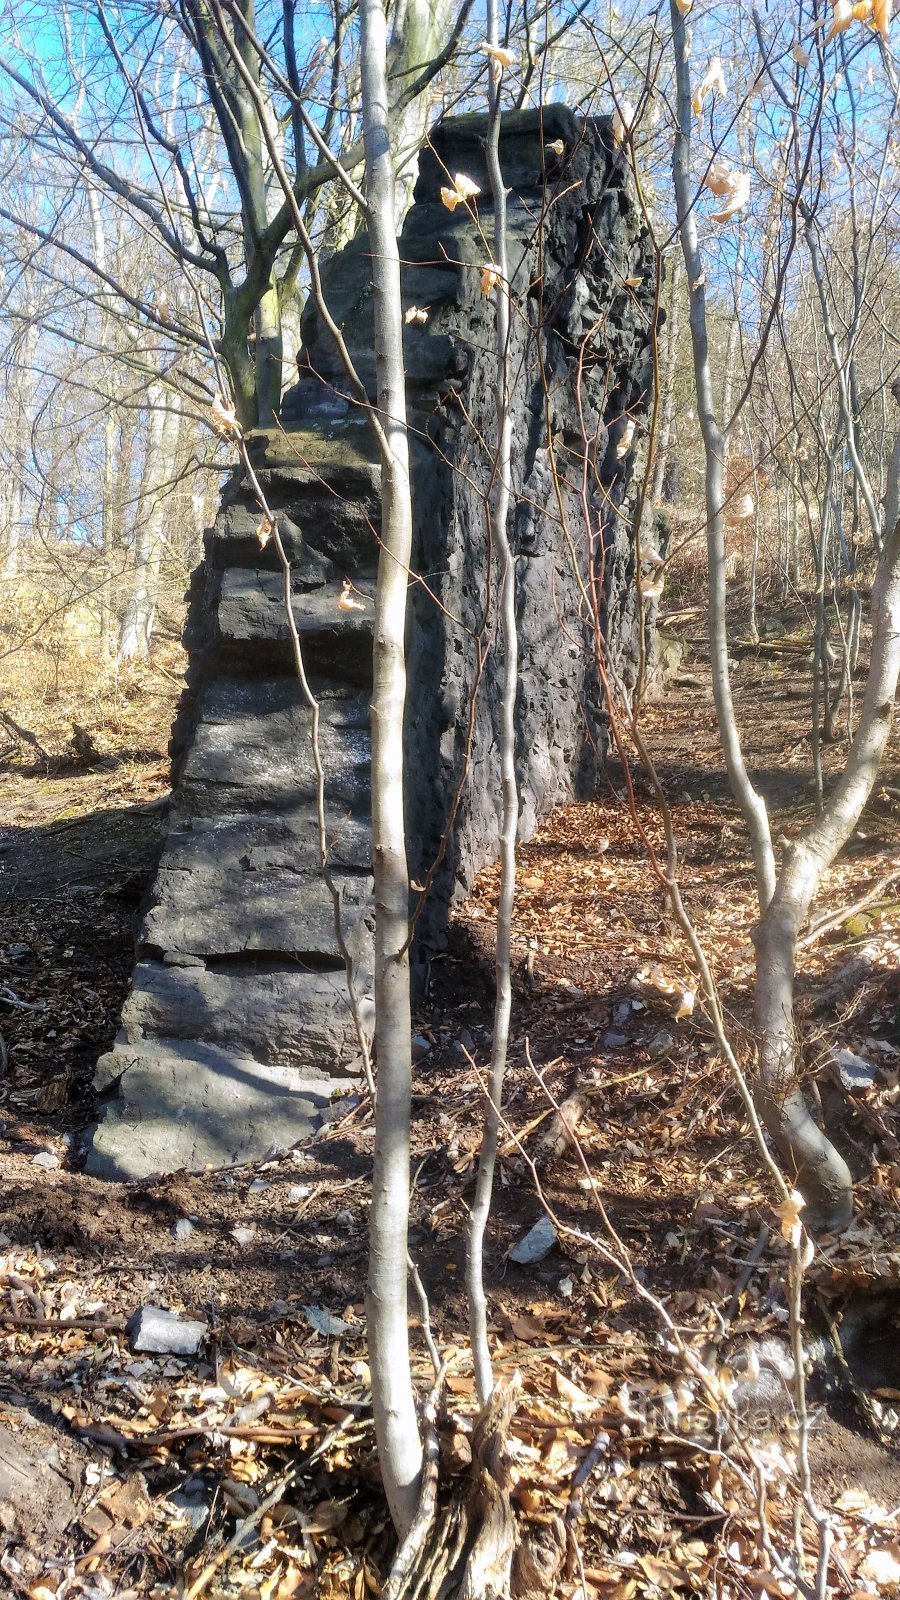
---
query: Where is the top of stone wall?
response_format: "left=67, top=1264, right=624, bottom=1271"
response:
left=414, top=105, right=617, bottom=204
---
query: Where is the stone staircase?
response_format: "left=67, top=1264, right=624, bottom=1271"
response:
left=87, top=424, right=381, bottom=1175
left=85, top=106, right=656, bottom=1178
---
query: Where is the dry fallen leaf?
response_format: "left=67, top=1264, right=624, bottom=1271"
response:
left=554, top=1370, right=598, bottom=1413
left=637, top=1555, right=683, bottom=1592
left=772, top=1188, right=805, bottom=1246
left=674, top=989, right=695, bottom=1021
left=480, top=262, right=502, bottom=295
left=858, top=1546, right=900, bottom=1587
left=478, top=40, right=515, bottom=78
left=704, top=158, right=737, bottom=197
left=647, top=963, right=679, bottom=998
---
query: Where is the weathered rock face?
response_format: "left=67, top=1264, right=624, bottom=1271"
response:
left=85, top=107, right=655, bottom=1179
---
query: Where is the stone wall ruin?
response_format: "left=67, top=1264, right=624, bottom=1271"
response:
left=85, top=106, right=656, bottom=1179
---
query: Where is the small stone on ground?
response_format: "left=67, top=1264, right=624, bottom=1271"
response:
left=127, top=1305, right=207, bottom=1355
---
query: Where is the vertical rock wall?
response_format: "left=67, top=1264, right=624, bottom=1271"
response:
left=85, top=107, right=655, bottom=1179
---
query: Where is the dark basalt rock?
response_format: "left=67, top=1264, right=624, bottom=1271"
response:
left=85, top=107, right=656, bottom=1179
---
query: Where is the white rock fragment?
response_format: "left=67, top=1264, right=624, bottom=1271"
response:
left=230, top=1225, right=257, bottom=1246
left=509, top=1215, right=557, bottom=1264
left=127, top=1305, right=207, bottom=1356
left=831, top=1048, right=877, bottom=1094
left=647, top=1030, right=674, bottom=1060
left=303, top=1304, right=353, bottom=1337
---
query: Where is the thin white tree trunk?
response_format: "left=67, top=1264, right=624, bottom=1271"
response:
left=466, top=1, right=517, bottom=1409
left=669, top=8, right=775, bottom=908
left=650, top=255, right=682, bottom=504
left=118, top=387, right=182, bottom=662
left=387, top=0, right=457, bottom=223
left=4, top=275, right=38, bottom=578
left=2, top=451, right=23, bottom=579
left=669, top=1, right=867, bottom=1228
left=85, top=185, right=122, bottom=658
left=720, top=228, right=745, bottom=452
left=754, top=499, right=900, bottom=1227
left=360, top=0, right=422, bottom=1540
left=885, top=431, right=900, bottom=546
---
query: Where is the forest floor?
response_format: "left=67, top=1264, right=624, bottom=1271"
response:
left=1, top=595, right=900, bottom=1600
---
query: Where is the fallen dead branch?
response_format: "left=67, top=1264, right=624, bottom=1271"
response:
left=799, top=860, right=900, bottom=948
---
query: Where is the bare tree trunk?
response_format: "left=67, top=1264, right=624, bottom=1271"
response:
left=754, top=505, right=900, bottom=1229
left=360, top=0, right=422, bottom=1540
left=118, top=387, right=182, bottom=662
left=2, top=277, right=37, bottom=578
left=255, top=274, right=282, bottom=426
left=669, top=1, right=866, bottom=1229
left=885, top=428, right=900, bottom=547
left=744, top=421, right=760, bottom=642
left=669, top=8, right=775, bottom=908
left=2, top=439, right=24, bottom=579
left=85, top=186, right=124, bottom=658
left=650, top=255, right=681, bottom=504
left=720, top=229, right=745, bottom=450
left=466, top=0, right=517, bottom=1409
left=387, top=0, right=459, bottom=222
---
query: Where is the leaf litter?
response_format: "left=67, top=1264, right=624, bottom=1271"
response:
left=2, top=600, right=900, bottom=1594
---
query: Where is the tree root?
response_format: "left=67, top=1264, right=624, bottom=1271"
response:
left=384, top=1374, right=566, bottom=1600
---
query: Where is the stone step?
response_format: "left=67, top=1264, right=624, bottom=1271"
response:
left=245, top=420, right=380, bottom=483
left=209, top=423, right=382, bottom=573
left=106, top=959, right=371, bottom=1081
left=139, top=864, right=373, bottom=966
left=211, top=496, right=381, bottom=575
left=85, top=1038, right=349, bottom=1180
left=160, top=810, right=372, bottom=878
left=213, top=570, right=375, bottom=679
left=178, top=677, right=370, bottom=818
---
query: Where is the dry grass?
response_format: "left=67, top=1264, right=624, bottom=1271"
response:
left=0, top=576, right=186, bottom=825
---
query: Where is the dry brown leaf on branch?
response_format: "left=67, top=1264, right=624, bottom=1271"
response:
left=210, top=394, right=242, bottom=436
left=439, top=172, right=481, bottom=210
left=710, top=171, right=751, bottom=223
left=691, top=57, right=727, bottom=116
left=825, top=0, right=854, bottom=35
left=611, top=100, right=634, bottom=146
